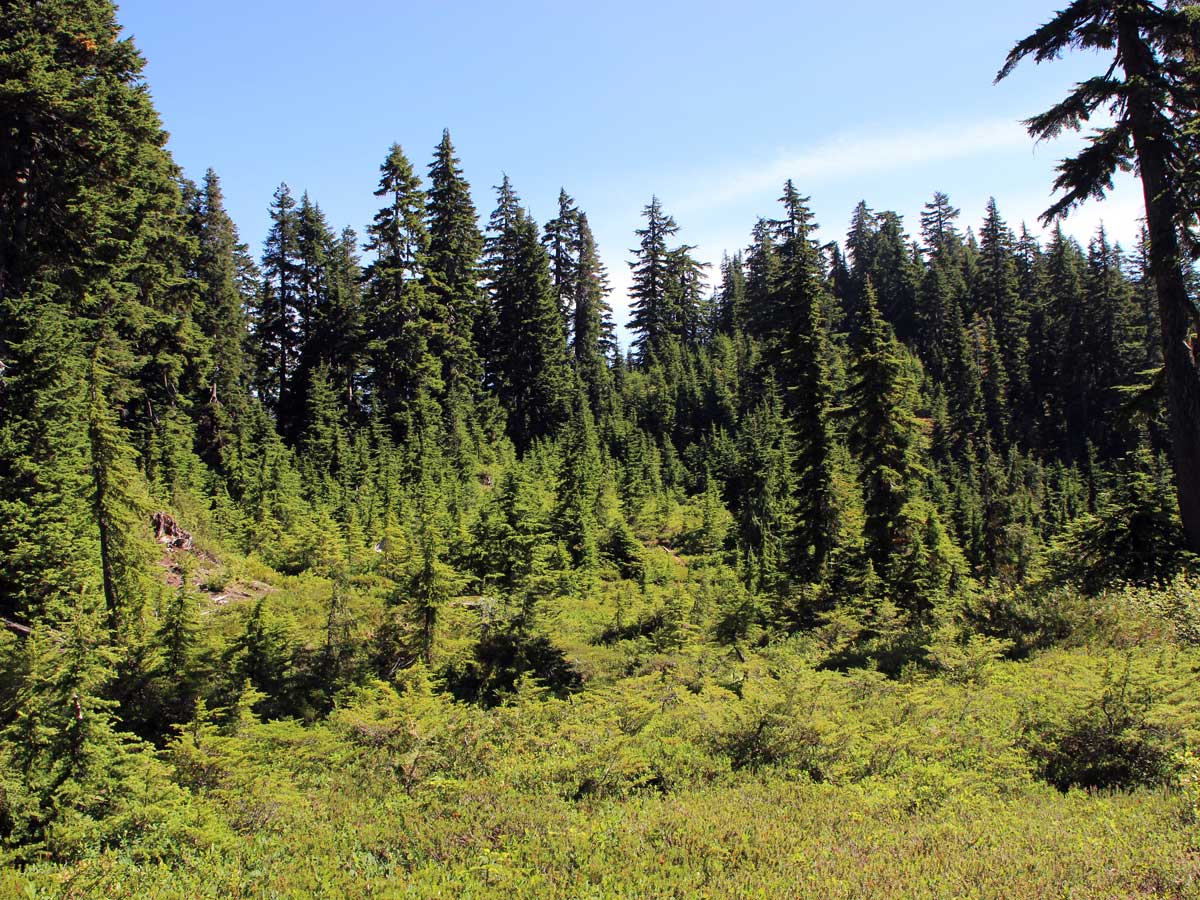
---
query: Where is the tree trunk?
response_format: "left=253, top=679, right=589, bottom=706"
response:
left=1118, top=12, right=1200, bottom=554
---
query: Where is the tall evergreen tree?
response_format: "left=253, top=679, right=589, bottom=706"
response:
left=404, top=389, right=461, bottom=667
left=294, top=193, right=333, bottom=362
left=554, top=393, right=602, bottom=567
left=364, top=143, right=436, bottom=435
left=0, top=591, right=178, bottom=860
left=1082, top=227, right=1142, bottom=456
left=543, top=188, right=581, bottom=328
left=731, top=384, right=795, bottom=593
left=664, top=244, right=709, bottom=347
left=425, top=130, right=486, bottom=401
left=321, top=227, right=366, bottom=416
left=253, top=183, right=301, bottom=413
left=0, top=307, right=96, bottom=624
left=973, top=198, right=1027, bottom=422
left=864, top=211, right=921, bottom=343
left=920, top=192, right=963, bottom=259
left=486, top=182, right=573, bottom=449
left=1036, top=226, right=1087, bottom=456
left=712, top=252, right=747, bottom=337
left=628, top=196, right=680, bottom=362
left=999, top=0, right=1200, bottom=552
left=1131, top=226, right=1164, bottom=371
left=286, top=192, right=336, bottom=437
left=845, top=284, right=923, bottom=583
left=190, top=169, right=253, bottom=473
left=744, top=218, right=782, bottom=345
left=86, top=343, right=154, bottom=634
left=778, top=221, right=840, bottom=578
left=0, top=0, right=190, bottom=630
left=572, top=212, right=615, bottom=414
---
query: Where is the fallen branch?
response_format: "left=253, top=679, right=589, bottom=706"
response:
left=2, top=617, right=31, bottom=636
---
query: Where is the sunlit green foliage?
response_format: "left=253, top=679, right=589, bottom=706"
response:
left=2, top=1, right=1200, bottom=893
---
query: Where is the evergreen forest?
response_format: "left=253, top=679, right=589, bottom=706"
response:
left=4, top=1, right=1200, bottom=896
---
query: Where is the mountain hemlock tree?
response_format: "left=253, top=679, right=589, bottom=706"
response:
left=572, top=211, right=615, bottom=415
left=554, top=392, right=603, bottom=567
left=254, top=184, right=301, bottom=414
left=999, top=1, right=1200, bottom=553
left=364, top=143, right=437, bottom=436
left=486, top=180, right=573, bottom=449
left=543, top=188, right=581, bottom=328
left=845, top=282, right=931, bottom=610
left=425, top=130, right=486, bottom=403
left=86, top=343, right=154, bottom=635
left=974, top=197, right=1027, bottom=421
left=628, top=196, right=681, bottom=362
left=772, top=185, right=840, bottom=579
left=321, top=227, right=365, bottom=416
left=190, top=169, right=252, bottom=473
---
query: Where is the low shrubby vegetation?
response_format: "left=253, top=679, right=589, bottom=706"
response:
left=4, top=541, right=1200, bottom=897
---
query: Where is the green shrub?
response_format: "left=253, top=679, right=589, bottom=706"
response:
left=1021, top=662, right=1183, bottom=791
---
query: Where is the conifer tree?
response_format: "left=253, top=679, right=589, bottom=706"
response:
left=295, top=193, right=334, bottom=362
left=664, top=244, right=709, bottom=347
left=948, top=304, right=987, bottom=454
left=864, top=211, right=922, bottom=343
left=254, top=184, right=301, bottom=413
left=190, top=169, right=252, bottom=471
left=364, top=143, right=436, bottom=435
left=977, top=315, right=1011, bottom=447
left=86, top=343, right=154, bottom=635
left=0, top=593, right=176, bottom=860
left=1036, top=226, right=1087, bottom=455
left=915, top=258, right=958, bottom=381
left=1082, top=228, right=1142, bottom=455
left=999, top=0, right=1200, bottom=551
left=403, top=390, right=462, bottom=666
left=321, top=227, right=366, bottom=416
left=845, top=283, right=924, bottom=589
left=843, top=201, right=877, bottom=326
left=920, top=192, right=963, bottom=259
left=486, top=181, right=573, bottom=449
left=1131, top=227, right=1164, bottom=371
left=287, top=192, right=336, bottom=436
left=767, top=185, right=841, bottom=578
left=154, top=557, right=201, bottom=727
left=572, top=212, right=615, bottom=414
left=554, top=393, right=602, bottom=567
left=712, top=252, right=747, bottom=337
left=1013, top=223, right=1046, bottom=444
left=628, top=196, right=681, bottom=362
left=425, top=130, right=486, bottom=400
left=1050, top=445, right=1193, bottom=592
left=730, top=385, right=795, bottom=593
left=974, top=199, right=1027, bottom=420
left=298, top=364, right=346, bottom=509
left=543, top=188, right=581, bottom=327
left=1, top=0, right=202, bottom=634
left=233, top=598, right=294, bottom=718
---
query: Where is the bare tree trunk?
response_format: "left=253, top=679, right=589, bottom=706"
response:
left=1119, top=12, right=1200, bottom=553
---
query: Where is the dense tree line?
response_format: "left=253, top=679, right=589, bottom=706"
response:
left=0, top=0, right=1197, bottom=863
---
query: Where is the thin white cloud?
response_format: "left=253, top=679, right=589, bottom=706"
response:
left=676, top=118, right=1032, bottom=214
left=1053, top=183, right=1145, bottom=250
left=603, top=117, right=1149, bottom=340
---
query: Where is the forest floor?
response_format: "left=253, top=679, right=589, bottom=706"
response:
left=5, top=513, right=1200, bottom=899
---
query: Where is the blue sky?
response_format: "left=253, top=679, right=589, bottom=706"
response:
left=117, top=0, right=1145, bottom=342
